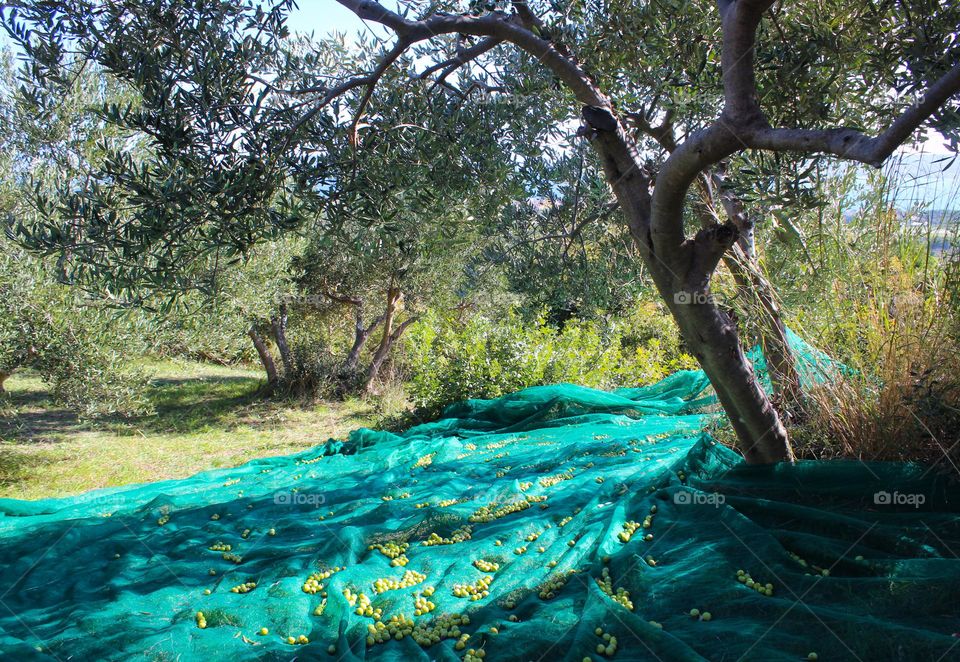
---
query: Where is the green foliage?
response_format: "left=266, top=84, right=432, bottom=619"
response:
left=488, top=147, right=646, bottom=320
left=0, top=242, right=151, bottom=417
left=404, top=303, right=697, bottom=413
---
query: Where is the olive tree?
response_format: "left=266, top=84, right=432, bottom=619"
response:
left=320, top=0, right=959, bottom=463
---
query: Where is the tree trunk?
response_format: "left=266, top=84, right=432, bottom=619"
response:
left=248, top=325, right=278, bottom=389
left=0, top=371, right=9, bottom=393
left=634, top=116, right=803, bottom=418
left=664, top=285, right=793, bottom=464
left=582, top=110, right=793, bottom=463
left=342, top=307, right=384, bottom=376
left=364, top=286, right=401, bottom=394
left=727, top=249, right=802, bottom=411
left=270, top=303, right=293, bottom=379
left=639, top=213, right=793, bottom=464
left=705, top=174, right=802, bottom=412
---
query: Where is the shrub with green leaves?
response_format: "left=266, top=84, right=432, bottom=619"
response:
left=0, top=243, right=151, bottom=418
left=403, top=303, right=697, bottom=414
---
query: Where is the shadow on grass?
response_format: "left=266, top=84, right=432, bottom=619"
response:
left=0, top=445, right=56, bottom=495
left=118, top=374, right=273, bottom=435
left=0, top=408, right=79, bottom=442
left=2, top=367, right=385, bottom=445
left=1, top=373, right=274, bottom=442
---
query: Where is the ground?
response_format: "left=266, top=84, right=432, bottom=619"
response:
left=0, top=359, right=378, bottom=500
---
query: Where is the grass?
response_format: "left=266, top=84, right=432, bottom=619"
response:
left=0, top=358, right=378, bottom=500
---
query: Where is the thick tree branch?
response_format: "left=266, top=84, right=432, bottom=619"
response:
left=335, top=0, right=607, bottom=107
left=322, top=290, right=363, bottom=306
left=746, top=61, right=960, bottom=166
left=389, top=315, right=419, bottom=342
left=717, top=0, right=775, bottom=125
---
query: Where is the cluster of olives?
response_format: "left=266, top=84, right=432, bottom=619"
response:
left=736, top=570, right=774, bottom=596
left=618, top=520, right=641, bottom=543
left=423, top=526, right=473, bottom=546
left=302, top=567, right=343, bottom=594
left=539, top=471, right=574, bottom=488
left=473, top=559, right=500, bottom=572
left=413, top=594, right=436, bottom=616
left=470, top=499, right=533, bottom=523
left=591, top=627, right=619, bottom=657
left=373, top=569, right=426, bottom=594
left=538, top=570, right=576, bottom=600
left=381, top=492, right=410, bottom=501
left=596, top=567, right=633, bottom=611
left=413, top=612, right=470, bottom=647
left=453, top=575, right=494, bottom=600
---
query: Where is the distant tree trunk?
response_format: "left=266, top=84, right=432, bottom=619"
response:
left=0, top=371, right=9, bottom=393
left=342, top=306, right=385, bottom=376
left=248, top=325, right=278, bottom=389
left=364, top=285, right=401, bottom=394
left=364, top=285, right=419, bottom=394
left=270, top=302, right=293, bottom=379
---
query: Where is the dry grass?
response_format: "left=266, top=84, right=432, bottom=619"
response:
left=791, top=297, right=960, bottom=470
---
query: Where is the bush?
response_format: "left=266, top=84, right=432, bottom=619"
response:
left=0, top=243, right=152, bottom=418
left=404, top=303, right=697, bottom=414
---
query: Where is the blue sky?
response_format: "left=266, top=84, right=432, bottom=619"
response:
left=286, top=1, right=366, bottom=36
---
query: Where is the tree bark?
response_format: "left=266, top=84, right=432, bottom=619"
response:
left=701, top=173, right=803, bottom=411
left=248, top=325, right=279, bottom=388
left=0, top=370, right=9, bottom=393
left=665, top=290, right=792, bottom=464
left=342, top=306, right=385, bottom=376
left=270, top=302, right=293, bottom=379
left=582, top=109, right=794, bottom=464
left=364, top=285, right=402, bottom=394
left=633, top=117, right=803, bottom=415
left=726, top=247, right=802, bottom=411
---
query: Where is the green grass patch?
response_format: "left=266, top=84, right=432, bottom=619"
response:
left=0, top=358, right=377, bottom=500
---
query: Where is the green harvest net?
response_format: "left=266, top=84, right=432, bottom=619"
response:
left=2, top=334, right=960, bottom=661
